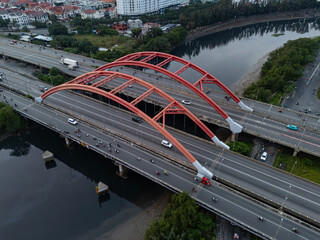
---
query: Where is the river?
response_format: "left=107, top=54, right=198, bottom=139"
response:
left=171, top=18, right=320, bottom=90
left=1, top=18, right=320, bottom=240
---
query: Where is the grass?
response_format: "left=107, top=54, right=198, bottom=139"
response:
left=74, top=35, right=138, bottom=50
left=272, top=33, right=285, bottom=37
left=273, top=149, right=320, bottom=184
left=317, top=87, right=320, bottom=100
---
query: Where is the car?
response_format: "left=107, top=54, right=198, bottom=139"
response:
left=128, top=85, right=132, bottom=88
left=68, top=118, right=77, bottom=125
left=132, top=116, right=142, bottom=123
left=234, top=233, right=239, bottom=240
left=260, top=152, right=268, bottom=161
left=0, top=88, right=2, bottom=92
left=287, top=125, right=297, bottom=130
left=202, top=177, right=210, bottom=186
left=181, top=100, right=191, bottom=105
left=161, top=140, right=172, bottom=148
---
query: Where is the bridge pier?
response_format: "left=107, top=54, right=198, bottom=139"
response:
left=293, top=149, right=299, bottom=157
left=115, top=163, right=129, bottom=179
left=64, top=137, right=75, bottom=149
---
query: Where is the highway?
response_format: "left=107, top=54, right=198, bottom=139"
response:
left=1, top=38, right=320, bottom=158
left=1, top=78, right=320, bottom=240
left=1, top=64, right=320, bottom=238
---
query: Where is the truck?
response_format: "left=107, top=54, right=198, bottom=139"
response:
left=60, top=58, right=78, bottom=70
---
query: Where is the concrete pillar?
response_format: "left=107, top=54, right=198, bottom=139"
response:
left=231, top=132, right=236, bottom=142
left=116, top=163, right=128, bottom=179
left=64, top=137, right=74, bottom=149
left=293, top=149, right=299, bottom=157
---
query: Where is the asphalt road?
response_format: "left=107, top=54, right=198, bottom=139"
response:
left=0, top=38, right=320, bottom=158
left=1, top=84, right=320, bottom=240
left=1, top=64, right=320, bottom=237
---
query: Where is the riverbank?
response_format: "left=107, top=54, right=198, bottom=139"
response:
left=231, top=53, right=269, bottom=96
left=185, top=9, right=320, bottom=42
left=96, top=190, right=172, bottom=240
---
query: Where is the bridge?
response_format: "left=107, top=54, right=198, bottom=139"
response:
left=1, top=37, right=320, bottom=158
left=1, top=40, right=320, bottom=239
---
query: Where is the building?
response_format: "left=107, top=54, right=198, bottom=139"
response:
left=25, top=11, right=49, bottom=23
left=8, top=12, right=29, bottom=28
left=112, top=21, right=128, bottom=32
left=116, top=0, right=179, bottom=16
left=127, top=19, right=142, bottom=29
left=141, top=22, right=160, bottom=35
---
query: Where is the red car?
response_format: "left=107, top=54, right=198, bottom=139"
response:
left=202, top=177, right=210, bottom=186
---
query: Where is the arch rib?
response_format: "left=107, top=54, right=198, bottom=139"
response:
left=95, top=60, right=243, bottom=133
left=62, top=71, right=228, bottom=149
left=111, top=52, right=253, bottom=113
left=36, top=83, right=213, bottom=178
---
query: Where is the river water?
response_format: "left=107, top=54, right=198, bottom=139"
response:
left=0, top=128, right=164, bottom=239
left=1, top=18, right=320, bottom=240
left=171, top=18, right=320, bottom=89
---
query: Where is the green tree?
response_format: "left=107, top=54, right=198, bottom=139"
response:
left=48, top=22, right=68, bottom=36
left=0, top=105, right=25, bottom=132
left=144, top=192, right=216, bottom=240
left=131, top=28, right=142, bottom=38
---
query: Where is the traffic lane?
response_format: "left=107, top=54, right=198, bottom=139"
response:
left=2, top=92, right=320, bottom=239
left=39, top=89, right=320, bottom=204
left=5, top=75, right=320, bottom=208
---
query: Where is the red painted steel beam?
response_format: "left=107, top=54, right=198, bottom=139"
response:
left=91, top=73, right=118, bottom=88
left=96, top=61, right=229, bottom=119
left=130, top=88, right=154, bottom=106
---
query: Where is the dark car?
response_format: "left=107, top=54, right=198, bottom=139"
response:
left=132, top=116, right=142, bottom=123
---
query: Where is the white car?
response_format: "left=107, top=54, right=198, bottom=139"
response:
left=68, top=118, right=77, bottom=125
left=260, top=152, right=268, bottom=161
left=182, top=100, right=191, bottom=105
left=161, top=140, right=172, bottom=148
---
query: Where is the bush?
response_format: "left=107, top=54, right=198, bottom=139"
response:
left=227, top=141, right=253, bottom=156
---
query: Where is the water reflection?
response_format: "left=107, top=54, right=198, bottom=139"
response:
left=175, top=18, right=320, bottom=59
left=0, top=135, right=30, bottom=156
left=170, top=17, right=320, bottom=87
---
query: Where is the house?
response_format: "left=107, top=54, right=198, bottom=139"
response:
left=112, top=21, right=127, bottom=32
left=81, top=9, right=96, bottom=19
left=141, top=22, right=160, bottom=35
left=127, top=19, right=142, bottom=29
left=8, top=11, right=29, bottom=28
left=25, top=11, right=49, bottom=23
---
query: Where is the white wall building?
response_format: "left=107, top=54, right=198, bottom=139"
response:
left=117, top=0, right=179, bottom=16
left=8, top=12, right=29, bottom=28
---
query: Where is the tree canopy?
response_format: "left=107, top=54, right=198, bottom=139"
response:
left=144, top=192, right=216, bottom=240
left=244, top=37, right=320, bottom=103
left=48, top=22, right=68, bottom=36
left=0, top=103, right=26, bottom=132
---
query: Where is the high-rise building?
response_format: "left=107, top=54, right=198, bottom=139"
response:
left=117, top=0, right=180, bottom=16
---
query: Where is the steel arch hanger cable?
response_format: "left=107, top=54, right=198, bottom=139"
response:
left=35, top=71, right=230, bottom=178
left=95, top=52, right=250, bottom=133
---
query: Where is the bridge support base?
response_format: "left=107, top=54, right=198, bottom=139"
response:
left=231, top=132, right=237, bottom=142
left=293, top=149, right=299, bottom=157
left=64, top=137, right=75, bottom=149
left=115, top=163, right=128, bottom=179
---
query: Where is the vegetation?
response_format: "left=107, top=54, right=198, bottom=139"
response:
left=227, top=140, right=253, bottom=157
left=0, top=103, right=26, bottom=132
left=139, top=0, right=320, bottom=30
left=33, top=67, right=68, bottom=86
left=244, top=37, right=320, bottom=104
left=144, top=192, right=216, bottom=240
left=0, top=17, right=9, bottom=28
left=272, top=33, right=285, bottom=37
left=31, top=21, right=47, bottom=28
left=317, top=87, right=320, bottom=100
left=273, top=149, right=320, bottom=184
left=48, top=22, right=68, bottom=36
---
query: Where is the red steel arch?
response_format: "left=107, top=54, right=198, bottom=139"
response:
left=36, top=71, right=231, bottom=178
left=114, top=52, right=252, bottom=113
left=95, top=53, right=250, bottom=133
